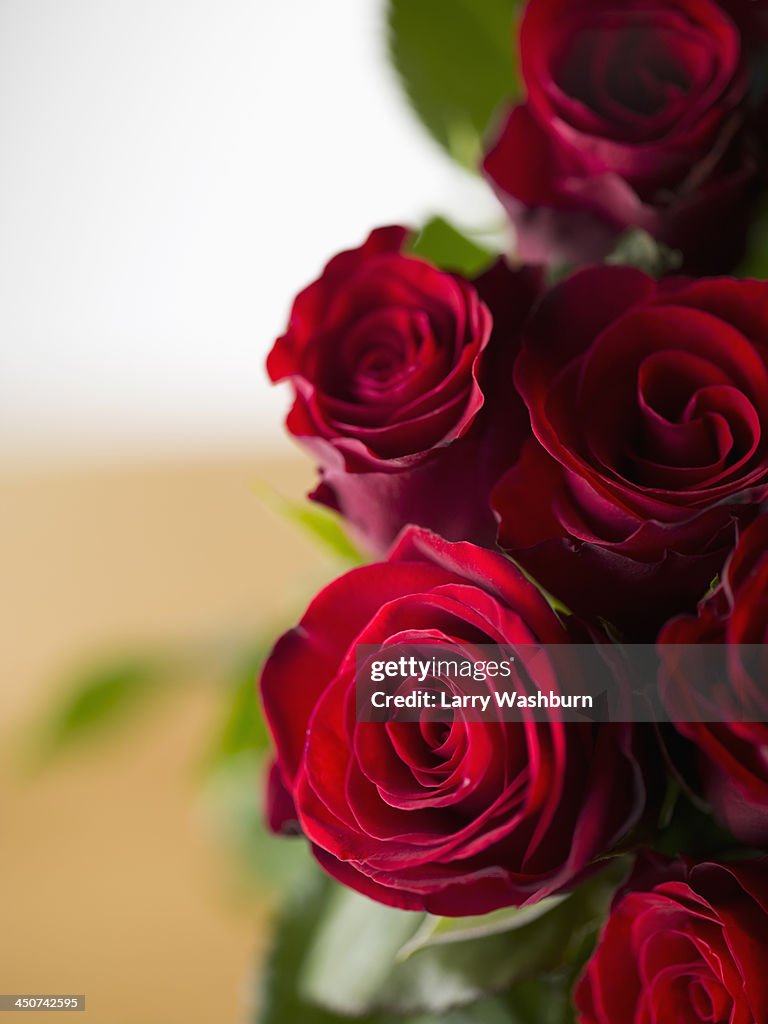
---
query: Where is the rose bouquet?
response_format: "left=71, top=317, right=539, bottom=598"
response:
left=257, top=1, right=768, bottom=1022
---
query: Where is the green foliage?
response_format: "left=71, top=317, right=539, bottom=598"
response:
left=605, top=229, right=682, bottom=277
left=256, top=866, right=583, bottom=1023
left=388, top=0, right=523, bottom=170
left=254, top=482, right=364, bottom=566
left=651, top=787, right=739, bottom=860
left=408, top=217, right=496, bottom=276
left=202, top=751, right=312, bottom=894
left=274, top=865, right=620, bottom=1019
left=301, top=883, right=422, bottom=1014
left=203, top=645, right=271, bottom=772
left=33, top=655, right=167, bottom=756
left=738, top=194, right=768, bottom=279
left=258, top=871, right=351, bottom=1024
left=33, top=634, right=274, bottom=772
left=398, top=896, right=570, bottom=958
left=499, top=978, right=574, bottom=1024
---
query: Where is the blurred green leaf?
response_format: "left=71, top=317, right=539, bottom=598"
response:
left=497, top=977, right=575, bottom=1024
left=657, top=776, right=681, bottom=831
left=203, top=751, right=311, bottom=894
left=388, top=0, right=522, bottom=170
left=398, top=896, right=570, bottom=958
left=737, top=194, right=768, bottom=279
left=199, top=643, right=315, bottom=891
left=440, top=1004, right=524, bottom=1024
left=203, top=645, right=271, bottom=773
left=254, top=482, right=364, bottom=565
left=257, top=866, right=569, bottom=1023
left=258, top=870, right=351, bottom=1024
left=605, top=229, right=682, bottom=277
left=300, top=867, right=619, bottom=1017
left=651, top=790, right=737, bottom=860
left=408, top=217, right=496, bottom=276
left=301, top=883, right=424, bottom=1013
left=34, top=656, right=166, bottom=756
left=33, top=630, right=277, bottom=765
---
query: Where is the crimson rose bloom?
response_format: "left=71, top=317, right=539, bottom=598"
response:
left=261, top=527, right=650, bottom=915
left=493, top=266, right=768, bottom=636
left=661, top=516, right=768, bottom=846
left=575, top=854, right=768, bottom=1023
left=268, top=227, right=539, bottom=553
left=483, top=0, right=760, bottom=272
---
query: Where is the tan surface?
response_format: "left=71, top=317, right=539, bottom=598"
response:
left=0, top=455, right=335, bottom=1023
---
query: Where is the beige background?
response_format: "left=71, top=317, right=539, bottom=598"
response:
left=1, top=455, right=335, bottom=1023
left=0, top=4, right=487, bottom=1021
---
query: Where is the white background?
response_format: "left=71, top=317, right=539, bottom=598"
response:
left=0, top=0, right=496, bottom=457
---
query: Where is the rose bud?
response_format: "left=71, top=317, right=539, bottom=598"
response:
left=260, top=527, right=652, bottom=916
left=267, top=226, right=540, bottom=554
left=483, top=0, right=762, bottom=273
left=575, top=853, right=768, bottom=1023
left=493, top=266, right=768, bottom=637
left=660, top=516, right=768, bottom=846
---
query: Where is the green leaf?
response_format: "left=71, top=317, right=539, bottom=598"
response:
left=31, top=633, right=278, bottom=764
left=203, top=645, right=271, bottom=773
left=257, top=867, right=571, bottom=1023
left=257, top=871, right=350, bottom=1024
left=437, top=997, right=539, bottom=1024
left=408, top=217, right=496, bottom=276
left=398, top=896, right=570, bottom=959
left=496, top=977, right=575, bottom=1024
left=300, top=884, right=424, bottom=1013
left=657, top=776, right=681, bottom=831
left=651, top=791, right=738, bottom=861
left=254, top=482, right=364, bottom=565
left=388, top=0, right=523, bottom=170
left=34, top=656, right=166, bottom=756
left=300, top=867, right=620, bottom=1017
left=605, top=229, right=682, bottom=277
left=201, top=644, right=309, bottom=890
left=203, top=751, right=312, bottom=894
left=737, top=193, right=768, bottom=279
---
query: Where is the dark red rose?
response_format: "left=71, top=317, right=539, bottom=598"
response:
left=483, top=0, right=761, bottom=273
left=267, top=227, right=540, bottom=553
left=260, top=527, right=651, bottom=915
left=575, top=853, right=768, bottom=1023
left=660, top=516, right=768, bottom=845
left=493, top=266, right=768, bottom=637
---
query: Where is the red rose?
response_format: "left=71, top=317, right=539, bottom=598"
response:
left=493, top=266, right=768, bottom=636
left=660, top=516, right=768, bottom=845
left=575, top=854, right=768, bottom=1023
left=260, top=527, right=651, bottom=915
left=483, top=0, right=760, bottom=273
left=267, top=227, right=539, bottom=553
